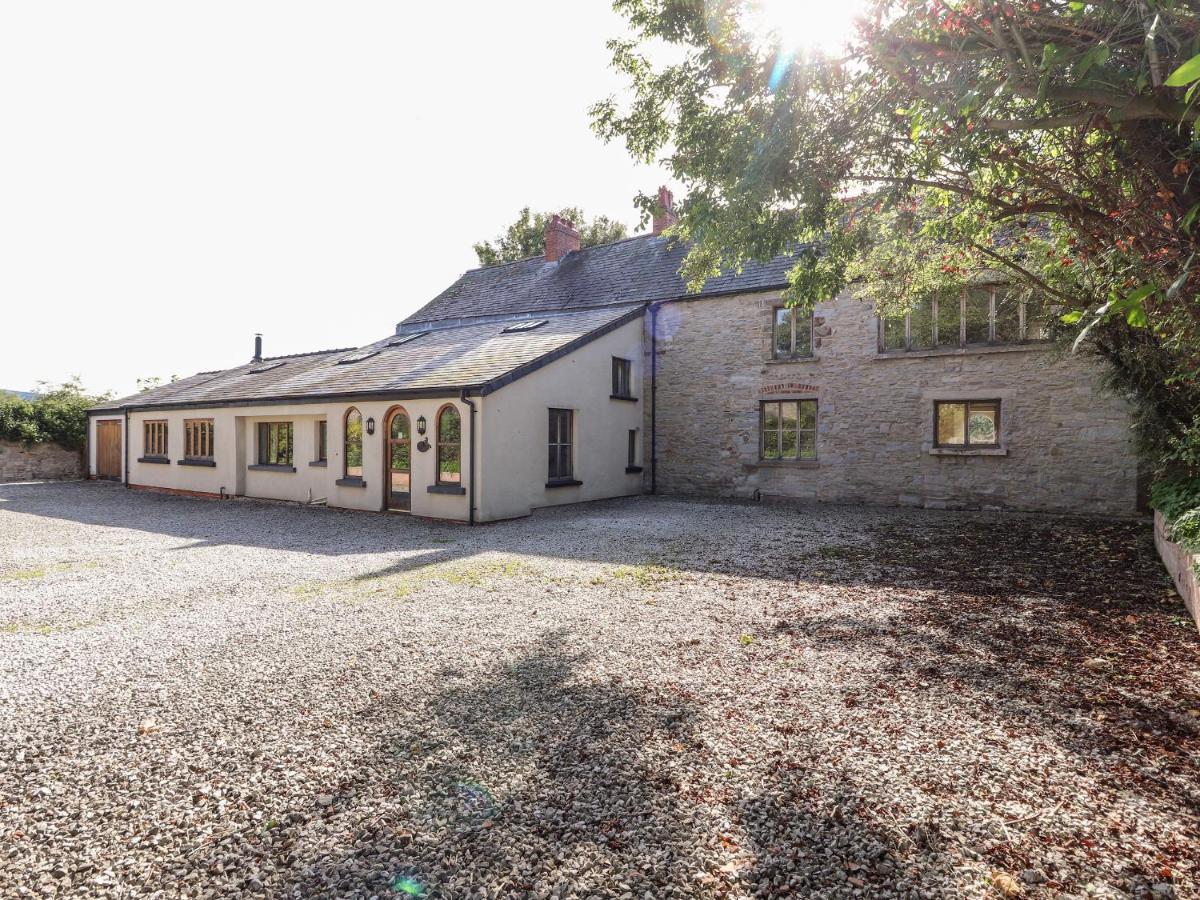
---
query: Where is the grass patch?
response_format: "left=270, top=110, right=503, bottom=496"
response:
left=2, top=568, right=46, bottom=581
left=606, top=563, right=685, bottom=588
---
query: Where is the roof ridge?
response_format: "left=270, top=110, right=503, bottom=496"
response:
left=463, top=232, right=660, bottom=274
left=260, top=346, right=358, bottom=362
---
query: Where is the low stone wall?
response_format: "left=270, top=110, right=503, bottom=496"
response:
left=1154, top=510, right=1200, bottom=633
left=0, top=440, right=82, bottom=483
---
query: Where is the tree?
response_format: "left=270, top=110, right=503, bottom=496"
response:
left=473, top=207, right=629, bottom=266
left=0, top=378, right=111, bottom=451
left=592, top=0, right=1200, bottom=483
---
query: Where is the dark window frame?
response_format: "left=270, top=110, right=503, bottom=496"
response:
left=933, top=399, right=1002, bottom=449
left=879, top=287, right=1052, bottom=352
left=627, top=429, right=637, bottom=468
left=772, top=306, right=814, bottom=359
left=759, top=399, right=818, bottom=461
left=316, top=420, right=328, bottom=462
left=611, top=357, right=634, bottom=398
left=548, top=408, right=574, bottom=482
left=257, top=421, right=294, bottom=466
left=343, top=407, right=364, bottom=480
left=183, top=418, right=214, bottom=461
left=435, top=403, right=462, bottom=485
left=143, top=420, right=168, bottom=458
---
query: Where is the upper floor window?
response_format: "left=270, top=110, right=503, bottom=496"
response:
left=257, top=422, right=293, bottom=466
left=761, top=400, right=817, bottom=461
left=612, top=357, right=634, bottom=398
left=880, top=287, right=1050, bottom=352
left=344, top=408, right=364, bottom=479
left=773, top=306, right=813, bottom=359
left=935, top=400, right=1000, bottom=448
left=184, top=419, right=214, bottom=460
left=548, top=408, right=574, bottom=482
left=436, top=405, right=461, bottom=484
left=143, top=420, right=168, bottom=458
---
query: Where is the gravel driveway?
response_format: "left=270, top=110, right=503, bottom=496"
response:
left=1, top=481, right=1197, bottom=899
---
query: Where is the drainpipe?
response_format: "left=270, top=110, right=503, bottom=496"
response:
left=649, top=303, right=659, bottom=495
left=123, top=407, right=130, bottom=488
left=460, top=388, right=477, bottom=525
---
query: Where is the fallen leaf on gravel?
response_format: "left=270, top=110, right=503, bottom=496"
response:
left=136, top=718, right=160, bottom=736
left=992, top=872, right=1024, bottom=896
left=1082, top=657, right=1111, bottom=671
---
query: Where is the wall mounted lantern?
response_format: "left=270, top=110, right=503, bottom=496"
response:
left=416, top=415, right=427, bottom=435
left=366, top=417, right=376, bottom=435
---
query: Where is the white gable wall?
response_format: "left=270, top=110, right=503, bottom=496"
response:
left=477, top=315, right=645, bottom=521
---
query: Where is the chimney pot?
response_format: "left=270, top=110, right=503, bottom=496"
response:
left=653, top=186, right=677, bottom=236
left=253, top=333, right=263, bottom=363
left=544, top=213, right=581, bottom=262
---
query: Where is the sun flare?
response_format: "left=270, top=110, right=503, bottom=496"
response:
left=748, top=0, right=869, bottom=56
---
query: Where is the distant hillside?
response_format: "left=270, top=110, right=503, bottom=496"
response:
left=2, top=389, right=36, bottom=401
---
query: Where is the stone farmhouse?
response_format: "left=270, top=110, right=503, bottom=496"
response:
left=87, top=190, right=1138, bottom=521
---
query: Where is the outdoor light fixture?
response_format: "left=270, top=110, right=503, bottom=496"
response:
left=366, top=417, right=375, bottom=435
left=416, top=415, right=427, bottom=435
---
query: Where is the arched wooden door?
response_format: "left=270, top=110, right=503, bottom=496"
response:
left=385, top=407, right=411, bottom=511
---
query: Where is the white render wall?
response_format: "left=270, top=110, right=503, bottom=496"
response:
left=477, top=316, right=646, bottom=521
left=88, top=398, right=474, bottom=520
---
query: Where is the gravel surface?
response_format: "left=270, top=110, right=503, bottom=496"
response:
left=1, top=481, right=1197, bottom=899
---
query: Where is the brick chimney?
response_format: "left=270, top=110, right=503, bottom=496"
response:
left=652, top=186, right=677, bottom=235
left=544, top=214, right=580, bottom=262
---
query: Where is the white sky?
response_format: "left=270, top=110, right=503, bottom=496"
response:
left=0, top=1, right=666, bottom=398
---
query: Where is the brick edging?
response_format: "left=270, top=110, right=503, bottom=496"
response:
left=128, top=483, right=226, bottom=500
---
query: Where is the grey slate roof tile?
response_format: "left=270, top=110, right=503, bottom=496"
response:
left=401, top=234, right=796, bottom=326
left=96, top=306, right=642, bottom=411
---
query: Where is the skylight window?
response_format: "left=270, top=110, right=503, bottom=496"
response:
left=501, top=320, right=548, bottom=333
left=387, top=333, right=425, bottom=347
left=337, top=350, right=380, bottom=365
left=248, top=361, right=285, bottom=374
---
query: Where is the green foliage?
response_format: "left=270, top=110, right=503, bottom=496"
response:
left=473, top=206, right=628, bottom=266
left=1150, top=477, right=1200, bottom=554
left=0, top=378, right=111, bottom=451
left=594, top=0, right=1200, bottom=487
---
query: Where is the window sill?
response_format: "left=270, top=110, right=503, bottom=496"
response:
left=248, top=464, right=297, bottom=473
left=546, top=479, right=583, bottom=489
left=427, top=483, right=466, bottom=495
left=137, top=456, right=170, bottom=465
left=746, top=459, right=820, bottom=469
left=929, top=446, right=1008, bottom=457
left=625, top=465, right=644, bottom=474
left=335, top=476, right=367, bottom=488
left=874, top=343, right=1050, bottom=360
left=308, top=460, right=327, bottom=468
left=609, top=394, right=639, bottom=403
left=764, top=356, right=818, bottom=365
left=178, top=458, right=216, bottom=467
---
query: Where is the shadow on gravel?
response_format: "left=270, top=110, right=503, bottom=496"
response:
left=282, top=632, right=712, bottom=896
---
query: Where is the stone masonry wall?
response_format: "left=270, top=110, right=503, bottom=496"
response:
left=0, top=440, right=83, bottom=483
left=644, top=290, right=1138, bottom=517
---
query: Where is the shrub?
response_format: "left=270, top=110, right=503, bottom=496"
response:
left=1150, top=478, right=1200, bottom=555
left=0, top=379, right=110, bottom=452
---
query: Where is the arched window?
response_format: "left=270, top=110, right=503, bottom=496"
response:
left=344, top=407, right=363, bottom=478
left=436, top=405, right=461, bottom=484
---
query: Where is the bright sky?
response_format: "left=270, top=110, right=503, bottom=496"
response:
left=0, top=2, right=666, bottom=398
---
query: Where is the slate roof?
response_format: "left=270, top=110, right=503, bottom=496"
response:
left=401, top=234, right=797, bottom=327
left=93, top=305, right=643, bottom=412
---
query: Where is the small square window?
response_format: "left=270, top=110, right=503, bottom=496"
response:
left=760, top=400, right=817, bottom=460
left=934, top=400, right=1000, bottom=448
left=184, top=419, right=214, bottom=460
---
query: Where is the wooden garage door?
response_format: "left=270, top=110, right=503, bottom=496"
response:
left=96, top=420, right=121, bottom=480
